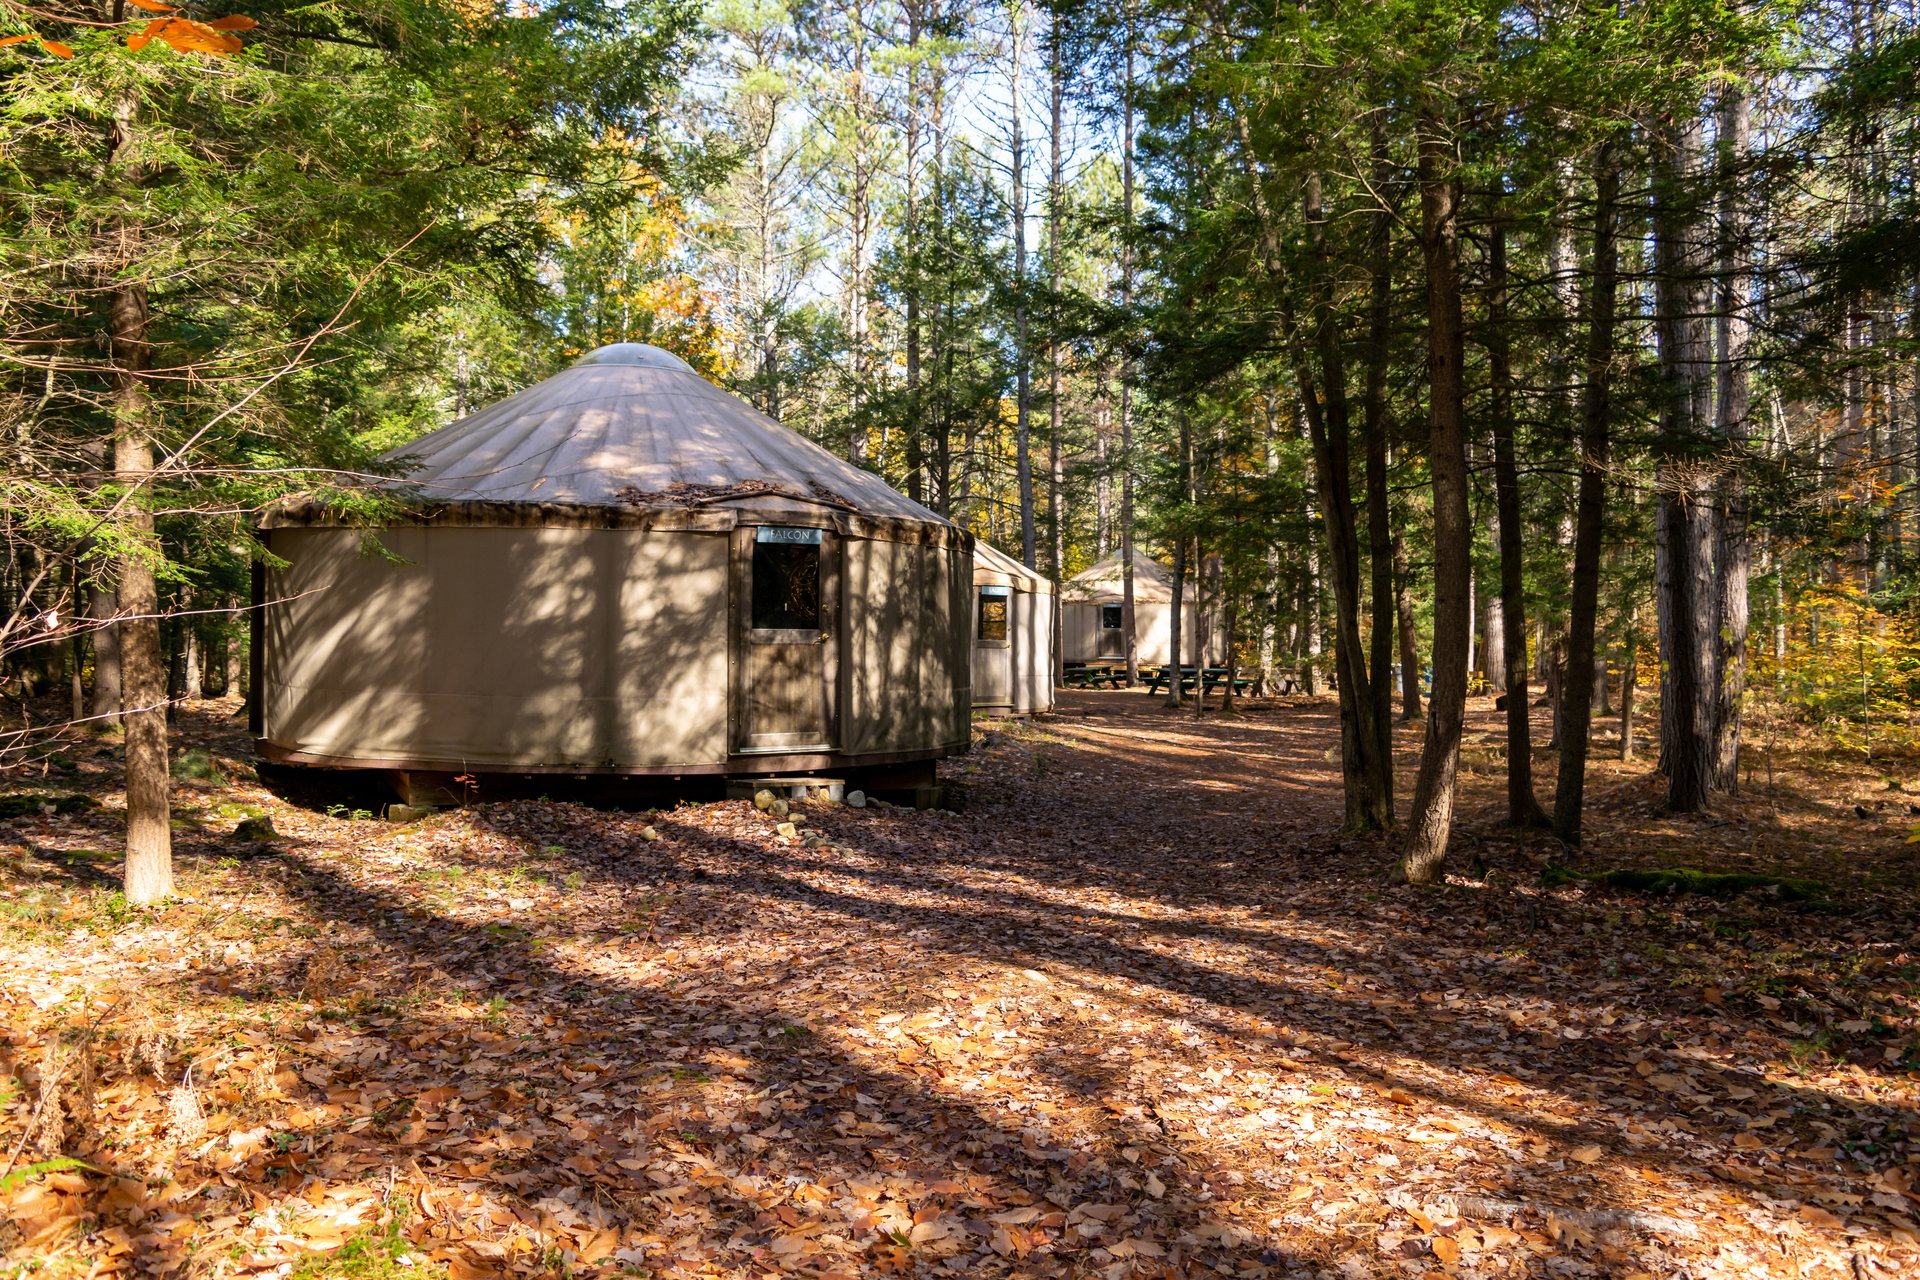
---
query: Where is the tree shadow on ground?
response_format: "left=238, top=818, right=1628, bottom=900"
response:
left=243, top=847, right=1329, bottom=1278
left=475, top=799, right=1915, bottom=1239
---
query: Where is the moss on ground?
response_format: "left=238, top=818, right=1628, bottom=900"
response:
left=1544, top=861, right=1829, bottom=903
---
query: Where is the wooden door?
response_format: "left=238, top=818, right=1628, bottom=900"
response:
left=973, top=585, right=1013, bottom=705
left=733, top=526, right=838, bottom=753
left=1097, top=602, right=1125, bottom=658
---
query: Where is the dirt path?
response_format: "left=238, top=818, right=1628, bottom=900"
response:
left=2, top=693, right=1916, bottom=1279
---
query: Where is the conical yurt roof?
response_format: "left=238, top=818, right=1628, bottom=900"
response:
left=1060, top=550, right=1185, bottom=603
left=973, top=540, right=1054, bottom=595
left=389, top=343, right=950, bottom=524
left=264, top=344, right=957, bottom=541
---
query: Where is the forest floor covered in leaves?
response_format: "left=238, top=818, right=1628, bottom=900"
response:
left=2, top=690, right=1918, bottom=1280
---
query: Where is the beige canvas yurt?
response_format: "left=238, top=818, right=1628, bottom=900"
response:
left=253, top=343, right=971, bottom=791
left=971, top=541, right=1055, bottom=716
left=1060, top=550, right=1220, bottom=667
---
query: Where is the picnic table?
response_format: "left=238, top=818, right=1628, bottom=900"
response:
left=1140, top=666, right=1254, bottom=696
left=1061, top=665, right=1128, bottom=689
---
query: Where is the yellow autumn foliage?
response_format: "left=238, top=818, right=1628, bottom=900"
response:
left=1755, top=581, right=1920, bottom=756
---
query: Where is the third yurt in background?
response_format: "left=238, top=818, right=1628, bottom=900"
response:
left=1059, top=550, right=1220, bottom=668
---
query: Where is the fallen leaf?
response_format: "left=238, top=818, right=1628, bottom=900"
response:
left=1798, top=1204, right=1845, bottom=1230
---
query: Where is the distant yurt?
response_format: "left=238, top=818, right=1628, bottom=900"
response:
left=971, top=541, right=1055, bottom=716
left=254, top=343, right=971, bottom=790
left=1060, top=550, right=1219, bottom=667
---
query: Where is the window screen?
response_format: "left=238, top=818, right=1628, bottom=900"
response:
left=978, top=590, right=1009, bottom=642
left=751, top=539, right=820, bottom=629
left=1101, top=603, right=1123, bottom=631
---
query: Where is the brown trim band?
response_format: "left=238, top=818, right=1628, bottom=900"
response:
left=254, top=739, right=968, bottom=776
left=261, top=500, right=972, bottom=552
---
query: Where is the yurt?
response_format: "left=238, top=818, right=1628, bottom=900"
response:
left=971, top=541, right=1055, bottom=716
left=253, top=343, right=971, bottom=792
left=1060, top=550, right=1219, bottom=667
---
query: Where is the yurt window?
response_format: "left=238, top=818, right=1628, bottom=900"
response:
left=751, top=527, right=821, bottom=630
left=977, top=586, right=1011, bottom=643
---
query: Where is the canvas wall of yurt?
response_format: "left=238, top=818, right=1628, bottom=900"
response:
left=253, top=344, right=971, bottom=794
left=971, top=541, right=1055, bottom=716
left=1059, top=550, right=1221, bottom=667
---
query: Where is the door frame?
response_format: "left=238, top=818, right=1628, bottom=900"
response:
left=728, top=524, right=841, bottom=755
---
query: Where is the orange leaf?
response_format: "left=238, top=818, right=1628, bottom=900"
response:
left=207, top=15, right=257, bottom=30
left=38, top=38, right=72, bottom=57
left=0, top=34, right=36, bottom=47
left=154, top=17, right=241, bottom=55
left=127, top=17, right=167, bottom=51
left=128, top=0, right=177, bottom=9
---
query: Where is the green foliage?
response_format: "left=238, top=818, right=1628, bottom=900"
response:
left=0, top=1157, right=96, bottom=1196
left=170, top=748, right=225, bottom=784
left=287, top=1208, right=438, bottom=1280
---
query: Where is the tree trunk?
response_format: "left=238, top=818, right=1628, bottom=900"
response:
left=70, top=635, right=86, bottom=724
left=225, top=622, right=242, bottom=701
left=183, top=625, right=202, bottom=701
left=164, top=616, right=182, bottom=725
left=1302, top=552, right=1322, bottom=697
left=1047, top=28, right=1066, bottom=680
left=1301, top=171, right=1390, bottom=831
left=902, top=5, right=924, bottom=505
left=1260, top=395, right=1281, bottom=693
left=1009, top=3, right=1036, bottom=567
left=1222, top=601, right=1239, bottom=713
left=1465, top=570, right=1477, bottom=678
left=1711, top=86, right=1752, bottom=792
left=1487, top=217, right=1549, bottom=828
left=111, top=280, right=173, bottom=905
left=1483, top=534, right=1506, bottom=691
left=1619, top=605, right=1640, bottom=762
left=106, top=94, right=172, bottom=904
left=1770, top=545, right=1785, bottom=682
left=1397, top=124, right=1472, bottom=885
left=89, top=583, right=121, bottom=722
left=1118, top=34, right=1139, bottom=685
left=1166, top=418, right=1188, bottom=709
left=1392, top=522, right=1422, bottom=720
left=843, top=21, right=875, bottom=467
left=1653, top=108, right=1718, bottom=812
left=1095, top=378, right=1112, bottom=555
left=1551, top=141, right=1620, bottom=845
left=1361, top=125, right=1398, bottom=820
